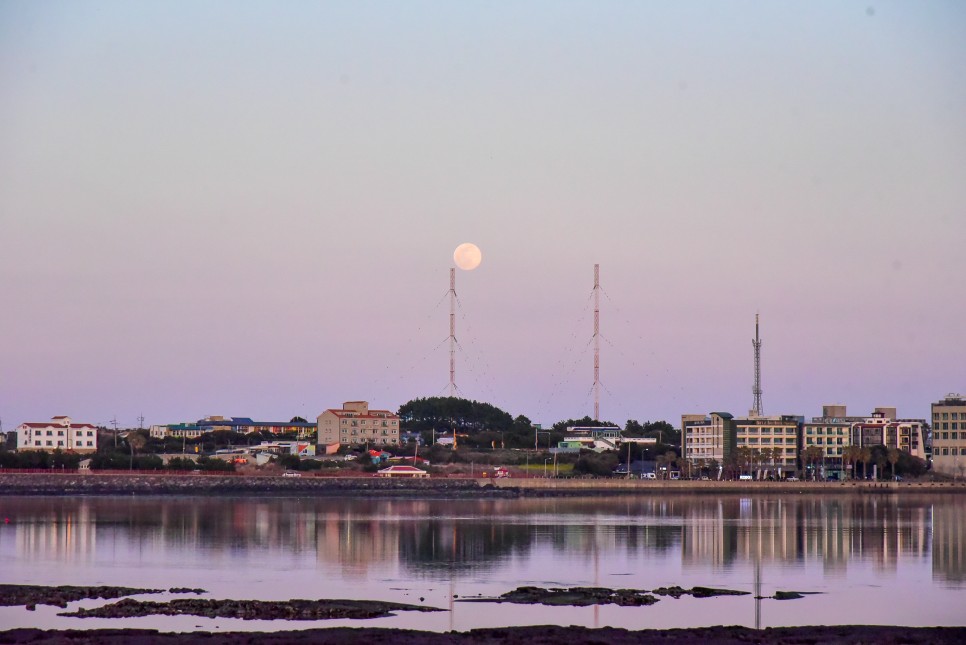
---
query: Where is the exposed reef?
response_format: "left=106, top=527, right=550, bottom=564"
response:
left=0, top=585, right=163, bottom=609
left=60, top=597, right=443, bottom=621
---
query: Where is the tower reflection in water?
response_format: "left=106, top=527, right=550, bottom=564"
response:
left=1, top=495, right=963, bottom=586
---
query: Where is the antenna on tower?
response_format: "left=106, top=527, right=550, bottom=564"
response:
left=448, top=268, right=457, bottom=397
left=751, top=313, right=763, bottom=416
left=593, top=264, right=600, bottom=421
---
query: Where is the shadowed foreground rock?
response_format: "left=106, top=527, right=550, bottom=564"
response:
left=0, top=585, right=163, bottom=609
left=60, top=597, right=443, bottom=620
left=460, top=586, right=660, bottom=607
left=653, top=586, right=750, bottom=599
left=2, top=626, right=966, bottom=645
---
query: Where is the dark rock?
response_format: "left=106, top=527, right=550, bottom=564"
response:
left=60, top=597, right=444, bottom=621
left=0, top=584, right=163, bottom=608
left=460, top=586, right=660, bottom=607
left=168, top=588, right=206, bottom=595
left=689, top=586, right=749, bottom=598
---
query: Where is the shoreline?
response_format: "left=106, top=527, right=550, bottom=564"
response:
left=2, top=625, right=965, bottom=644
left=2, top=472, right=965, bottom=497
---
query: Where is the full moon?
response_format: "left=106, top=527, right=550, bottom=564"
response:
left=453, top=243, right=482, bottom=271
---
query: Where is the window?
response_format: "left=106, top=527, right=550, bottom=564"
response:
left=57, top=430, right=64, bottom=436
left=46, top=440, right=52, bottom=446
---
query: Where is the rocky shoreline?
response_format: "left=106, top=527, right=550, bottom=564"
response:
left=1, top=625, right=965, bottom=644
left=2, top=473, right=964, bottom=498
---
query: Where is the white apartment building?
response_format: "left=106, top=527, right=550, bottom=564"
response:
left=317, top=401, right=400, bottom=450
left=16, top=416, right=98, bottom=453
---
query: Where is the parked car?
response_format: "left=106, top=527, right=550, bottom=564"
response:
left=641, top=472, right=657, bottom=480
left=282, top=471, right=301, bottom=478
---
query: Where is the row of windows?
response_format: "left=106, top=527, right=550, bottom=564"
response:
left=737, top=427, right=796, bottom=434
left=29, top=429, right=95, bottom=437
left=806, top=437, right=846, bottom=445
left=935, top=432, right=962, bottom=442
left=937, top=423, right=960, bottom=430
left=935, top=412, right=961, bottom=420
left=805, top=427, right=847, bottom=435
left=31, top=440, right=95, bottom=447
left=937, top=447, right=966, bottom=456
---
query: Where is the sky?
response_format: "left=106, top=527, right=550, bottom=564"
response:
left=1, top=1, right=964, bottom=430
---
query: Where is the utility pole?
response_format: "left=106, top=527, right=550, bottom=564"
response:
left=752, top=313, right=763, bottom=417
left=448, top=268, right=457, bottom=397
left=593, top=264, right=600, bottom=422
left=111, top=416, right=119, bottom=448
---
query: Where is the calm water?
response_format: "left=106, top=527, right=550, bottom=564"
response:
left=0, top=494, right=963, bottom=632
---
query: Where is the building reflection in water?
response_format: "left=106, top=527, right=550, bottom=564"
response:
left=1, top=495, right=963, bottom=586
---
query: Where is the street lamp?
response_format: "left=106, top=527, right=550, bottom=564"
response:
left=544, top=458, right=551, bottom=478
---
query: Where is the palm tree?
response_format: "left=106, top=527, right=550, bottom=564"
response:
left=860, top=447, right=872, bottom=480
left=803, top=446, right=823, bottom=481
left=842, top=446, right=855, bottom=480
left=887, top=448, right=900, bottom=480
left=128, top=432, right=147, bottom=470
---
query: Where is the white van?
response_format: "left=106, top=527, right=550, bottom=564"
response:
left=739, top=474, right=753, bottom=481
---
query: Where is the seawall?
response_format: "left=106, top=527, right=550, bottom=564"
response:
left=1, top=472, right=964, bottom=497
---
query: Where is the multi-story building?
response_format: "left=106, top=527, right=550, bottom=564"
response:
left=149, top=417, right=317, bottom=439
left=16, top=416, right=98, bottom=453
left=681, top=413, right=736, bottom=468
left=317, top=401, right=400, bottom=451
left=850, top=411, right=927, bottom=460
left=802, top=407, right=853, bottom=479
left=931, top=393, right=966, bottom=477
left=734, top=415, right=801, bottom=474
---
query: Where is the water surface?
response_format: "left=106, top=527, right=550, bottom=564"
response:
left=1, top=494, right=963, bottom=631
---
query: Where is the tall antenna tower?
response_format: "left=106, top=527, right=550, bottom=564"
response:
left=593, top=263, right=600, bottom=421
left=751, top=313, right=763, bottom=416
left=448, top=268, right=457, bottom=397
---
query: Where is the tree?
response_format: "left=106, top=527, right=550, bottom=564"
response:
left=860, top=447, right=872, bottom=479
left=290, top=416, right=308, bottom=423
left=803, top=446, right=823, bottom=480
left=127, top=432, right=147, bottom=470
left=398, top=397, right=515, bottom=439
left=844, top=446, right=860, bottom=480
left=887, top=448, right=900, bottom=480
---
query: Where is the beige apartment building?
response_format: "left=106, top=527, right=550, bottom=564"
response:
left=317, top=401, right=400, bottom=451
left=802, top=409, right=852, bottom=479
left=932, top=393, right=966, bottom=477
left=734, top=415, right=800, bottom=474
left=681, top=413, right=736, bottom=466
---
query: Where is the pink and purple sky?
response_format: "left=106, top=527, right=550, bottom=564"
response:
left=1, top=1, right=964, bottom=429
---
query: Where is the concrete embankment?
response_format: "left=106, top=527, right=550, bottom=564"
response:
left=0, top=473, right=505, bottom=497
left=1, top=472, right=964, bottom=497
